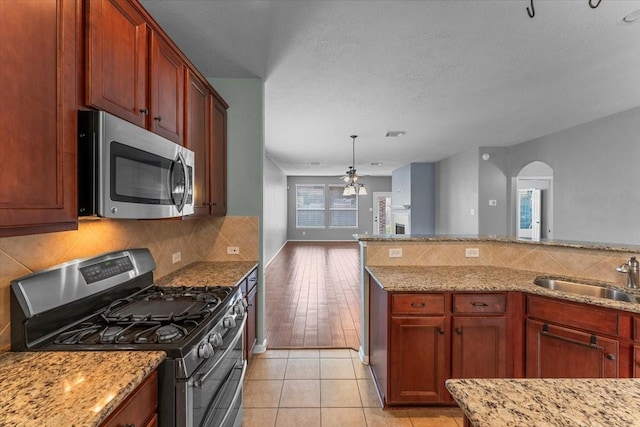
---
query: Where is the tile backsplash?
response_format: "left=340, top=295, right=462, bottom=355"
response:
left=0, top=216, right=259, bottom=351
left=364, top=241, right=633, bottom=287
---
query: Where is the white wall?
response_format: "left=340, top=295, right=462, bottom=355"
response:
left=435, top=148, right=479, bottom=235
left=263, top=155, right=287, bottom=264
left=507, top=106, right=640, bottom=245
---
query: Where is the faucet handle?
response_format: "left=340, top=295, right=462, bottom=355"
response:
left=629, top=256, right=639, bottom=272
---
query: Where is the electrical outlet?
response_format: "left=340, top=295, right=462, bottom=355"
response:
left=172, top=252, right=181, bottom=263
left=465, top=248, right=480, bottom=258
left=389, top=248, right=403, bottom=258
left=227, top=247, right=240, bottom=255
left=488, top=199, right=497, bottom=206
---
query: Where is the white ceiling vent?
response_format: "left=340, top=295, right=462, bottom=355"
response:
left=385, top=131, right=406, bottom=137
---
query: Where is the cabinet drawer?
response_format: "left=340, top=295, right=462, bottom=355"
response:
left=453, top=293, right=506, bottom=314
left=392, top=293, right=445, bottom=315
left=527, top=296, right=619, bottom=337
left=101, top=370, right=158, bottom=427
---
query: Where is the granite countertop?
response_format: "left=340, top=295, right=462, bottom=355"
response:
left=355, top=234, right=640, bottom=253
left=156, top=261, right=259, bottom=287
left=446, top=378, right=640, bottom=427
left=0, top=351, right=165, bottom=427
left=365, top=265, right=640, bottom=314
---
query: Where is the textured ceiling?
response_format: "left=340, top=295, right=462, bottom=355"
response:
left=141, top=0, right=640, bottom=176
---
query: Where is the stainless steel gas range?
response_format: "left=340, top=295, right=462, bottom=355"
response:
left=10, top=249, right=246, bottom=427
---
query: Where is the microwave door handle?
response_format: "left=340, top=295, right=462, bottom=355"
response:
left=172, top=151, right=188, bottom=213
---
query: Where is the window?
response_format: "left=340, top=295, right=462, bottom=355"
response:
left=329, top=185, right=358, bottom=228
left=296, top=185, right=325, bottom=228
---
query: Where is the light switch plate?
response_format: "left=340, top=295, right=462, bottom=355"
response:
left=172, top=252, right=181, bottom=263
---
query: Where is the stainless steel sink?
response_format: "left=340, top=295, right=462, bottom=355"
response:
left=533, top=277, right=640, bottom=303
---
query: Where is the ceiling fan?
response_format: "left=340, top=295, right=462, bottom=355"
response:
left=340, top=135, right=367, bottom=196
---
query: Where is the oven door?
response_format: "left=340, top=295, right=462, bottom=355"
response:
left=186, top=316, right=246, bottom=427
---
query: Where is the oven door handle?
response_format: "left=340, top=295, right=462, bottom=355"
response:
left=194, top=315, right=246, bottom=388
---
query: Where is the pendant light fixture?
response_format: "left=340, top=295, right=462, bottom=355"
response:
left=341, top=135, right=367, bottom=196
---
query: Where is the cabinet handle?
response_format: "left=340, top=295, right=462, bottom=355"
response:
left=470, top=302, right=488, bottom=307
left=139, top=108, right=148, bottom=115
left=154, top=115, right=162, bottom=122
left=438, top=327, right=445, bottom=335
left=540, top=324, right=599, bottom=349
left=212, top=202, right=217, bottom=207
left=606, top=354, right=616, bottom=361
left=410, top=302, right=426, bottom=307
left=455, top=327, right=463, bottom=335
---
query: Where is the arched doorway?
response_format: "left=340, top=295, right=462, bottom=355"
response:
left=515, top=161, right=553, bottom=240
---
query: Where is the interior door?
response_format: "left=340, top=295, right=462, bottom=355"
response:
left=517, top=188, right=541, bottom=241
left=372, top=192, right=392, bottom=234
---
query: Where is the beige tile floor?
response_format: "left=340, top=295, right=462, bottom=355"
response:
left=242, top=349, right=464, bottom=427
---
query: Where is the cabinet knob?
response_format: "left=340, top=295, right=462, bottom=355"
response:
left=455, top=327, right=463, bottom=335
left=438, top=327, right=445, bottom=335
left=606, top=354, right=616, bottom=361
left=139, top=108, right=148, bottom=115
left=154, top=115, right=162, bottom=122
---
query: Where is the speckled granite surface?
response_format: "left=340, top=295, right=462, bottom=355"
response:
left=156, top=261, right=258, bottom=287
left=0, top=351, right=165, bottom=427
left=355, top=234, right=640, bottom=253
left=366, top=265, right=640, bottom=314
left=446, top=378, right=640, bottom=427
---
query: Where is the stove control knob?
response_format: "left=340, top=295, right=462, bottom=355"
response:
left=223, top=315, right=236, bottom=329
left=233, top=303, right=244, bottom=315
left=198, top=343, right=214, bottom=359
left=208, top=332, right=223, bottom=348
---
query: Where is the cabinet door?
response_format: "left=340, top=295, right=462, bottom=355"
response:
left=149, top=32, right=184, bottom=144
left=526, top=319, right=618, bottom=378
left=389, top=316, right=447, bottom=403
left=245, top=286, right=257, bottom=361
left=452, top=316, right=507, bottom=379
left=210, top=99, right=227, bottom=215
left=634, top=346, right=640, bottom=378
left=86, top=0, right=148, bottom=127
left=185, top=70, right=211, bottom=217
left=0, top=0, right=77, bottom=236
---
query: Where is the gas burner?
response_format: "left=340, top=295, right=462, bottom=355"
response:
left=101, top=326, right=124, bottom=343
left=54, top=324, right=101, bottom=345
left=155, top=324, right=186, bottom=343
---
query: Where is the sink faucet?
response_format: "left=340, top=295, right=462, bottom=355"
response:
left=617, top=256, right=639, bottom=289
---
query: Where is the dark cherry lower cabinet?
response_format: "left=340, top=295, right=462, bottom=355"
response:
left=242, top=268, right=258, bottom=362
left=389, top=316, right=447, bottom=403
left=452, top=316, right=507, bottom=379
left=526, top=319, right=618, bottom=378
left=100, top=370, right=158, bottom=427
left=369, top=279, right=510, bottom=406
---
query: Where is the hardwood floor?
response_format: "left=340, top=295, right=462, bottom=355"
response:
left=264, top=242, right=361, bottom=350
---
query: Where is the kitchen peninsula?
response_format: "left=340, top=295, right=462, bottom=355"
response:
left=357, top=235, right=640, bottom=421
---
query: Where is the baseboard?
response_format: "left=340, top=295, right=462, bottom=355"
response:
left=253, top=339, right=268, bottom=354
left=265, top=241, right=288, bottom=268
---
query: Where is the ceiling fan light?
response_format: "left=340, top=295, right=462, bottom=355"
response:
left=358, top=185, right=367, bottom=196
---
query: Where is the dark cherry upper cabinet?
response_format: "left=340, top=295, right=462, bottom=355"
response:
left=86, top=0, right=184, bottom=144
left=149, top=32, right=184, bottom=144
left=86, top=0, right=148, bottom=128
left=210, top=99, right=228, bottom=216
left=0, top=0, right=78, bottom=237
left=185, top=70, right=212, bottom=217
left=185, top=70, right=227, bottom=217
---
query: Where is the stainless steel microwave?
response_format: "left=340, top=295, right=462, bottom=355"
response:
left=78, top=110, right=194, bottom=219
